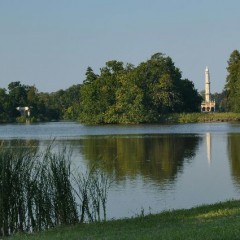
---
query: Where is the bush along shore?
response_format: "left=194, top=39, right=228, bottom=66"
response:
left=7, top=199, right=240, bottom=240
left=0, top=141, right=110, bottom=238
left=161, top=112, right=240, bottom=124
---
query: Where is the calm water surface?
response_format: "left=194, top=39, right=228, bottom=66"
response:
left=1, top=122, right=240, bottom=219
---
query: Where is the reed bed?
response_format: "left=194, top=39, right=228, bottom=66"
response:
left=0, top=141, right=110, bottom=237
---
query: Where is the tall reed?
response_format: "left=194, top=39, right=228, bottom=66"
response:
left=0, top=141, right=110, bottom=237
left=73, top=166, right=111, bottom=223
left=0, top=141, right=38, bottom=236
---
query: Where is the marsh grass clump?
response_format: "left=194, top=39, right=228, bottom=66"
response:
left=74, top=166, right=110, bottom=223
left=0, top=141, right=37, bottom=236
left=0, top=141, right=110, bottom=237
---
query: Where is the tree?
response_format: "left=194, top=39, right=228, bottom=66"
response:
left=27, top=85, right=38, bottom=105
left=150, top=74, right=182, bottom=114
left=8, top=81, right=28, bottom=106
left=26, top=85, right=39, bottom=117
left=79, top=61, right=125, bottom=124
left=62, top=84, right=81, bottom=120
left=225, top=50, right=240, bottom=112
left=212, top=91, right=227, bottom=112
left=79, top=53, right=202, bottom=124
left=179, top=79, right=202, bottom=112
left=79, top=74, right=104, bottom=124
left=104, top=71, right=148, bottom=123
left=83, top=67, right=98, bottom=84
left=0, top=88, right=10, bottom=122
left=8, top=81, right=28, bottom=119
left=131, top=53, right=184, bottom=118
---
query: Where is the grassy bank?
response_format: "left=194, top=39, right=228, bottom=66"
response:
left=162, top=112, right=240, bottom=124
left=8, top=199, right=240, bottom=240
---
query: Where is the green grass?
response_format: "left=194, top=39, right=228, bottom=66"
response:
left=8, top=199, right=240, bottom=240
left=162, top=112, right=240, bottom=124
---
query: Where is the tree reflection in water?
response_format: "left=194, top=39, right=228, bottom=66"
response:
left=228, top=134, right=240, bottom=188
left=79, top=134, right=201, bottom=184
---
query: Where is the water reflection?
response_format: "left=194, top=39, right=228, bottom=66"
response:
left=0, top=139, right=39, bottom=149
left=228, top=134, right=240, bottom=188
left=2, top=122, right=240, bottom=219
left=78, top=134, right=201, bottom=184
left=206, top=132, right=212, bottom=165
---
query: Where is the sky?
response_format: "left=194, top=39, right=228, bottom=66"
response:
left=1, top=0, right=240, bottom=93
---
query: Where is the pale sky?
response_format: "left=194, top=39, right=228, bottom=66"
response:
left=1, top=0, right=240, bottom=93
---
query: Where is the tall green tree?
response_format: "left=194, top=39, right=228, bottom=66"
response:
left=8, top=81, right=28, bottom=119
left=80, top=68, right=104, bottom=124
left=79, top=61, right=125, bottom=124
left=62, top=84, right=82, bottom=120
left=26, top=85, right=39, bottom=117
left=135, top=53, right=183, bottom=117
left=83, top=67, right=98, bottom=84
left=225, top=49, right=240, bottom=112
left=213, top=91, right=227, bottom=112
left=179, top=79, right=202, bottom=112
left=150, top=73, right=182, bottom=114
left=104, top=71, right=148, bottom=123
left=0, top=88, right=10, bottom=122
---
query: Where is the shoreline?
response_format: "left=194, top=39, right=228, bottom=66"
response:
left=2, top=112, right=240, bottom=125
left=160, top=112, right=240, bottom=124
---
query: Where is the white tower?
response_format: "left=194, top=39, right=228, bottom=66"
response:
left=205, top=66, right=210, bottom=103
left=201, top=66, right=215, bottom=112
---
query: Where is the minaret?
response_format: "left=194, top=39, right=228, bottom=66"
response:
left=205, top=66, right=210, bottom=103
left=201, top=66, right=215, bottom=112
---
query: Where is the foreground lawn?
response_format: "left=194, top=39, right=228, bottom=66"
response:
left=8, top=200, right=240, bottom=240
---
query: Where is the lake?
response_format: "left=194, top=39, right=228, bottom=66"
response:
left=1, top=121, right=240, bottom=220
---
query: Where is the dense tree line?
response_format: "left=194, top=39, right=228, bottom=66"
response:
left=0, top=81, right=81, bottom=123
left=80, top=53, right=202, bottom=124
left=0, top=53, right=210, bottom=124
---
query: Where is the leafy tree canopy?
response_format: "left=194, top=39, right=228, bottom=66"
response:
left=79, top=53, right=202, bottom=124
left=225, top=49, right=240, bottom=112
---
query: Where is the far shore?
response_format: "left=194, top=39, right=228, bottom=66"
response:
left=5, top=112, right=240, bottom=125
left=159, top=112, right=240, bottom=124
